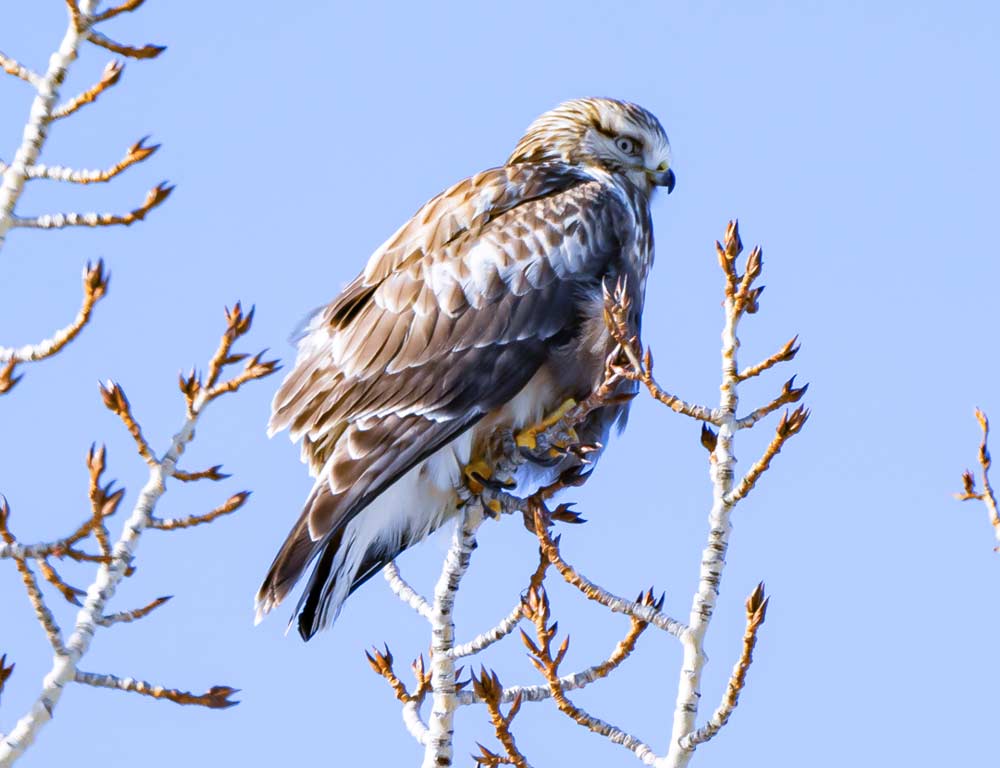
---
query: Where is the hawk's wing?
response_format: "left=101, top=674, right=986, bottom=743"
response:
left=259, top=163, right=634, bottom=620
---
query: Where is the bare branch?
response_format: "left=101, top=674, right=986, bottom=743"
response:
left=0, top=655, right=14, bottom=702
left=459, top=590, right=653, bottom=709
left=366, top=644, right=423, bottom=704
left=0, top=500, right=66, bottom=652
left=11, top=181, right=174, bottom=230
left=9, top=137, right=159, bottom=184
left=93, top=0, right=147, bottom=23
left=665, top=221, right=803, bottom=767
left=737, top=335, right=799, bottom=381
left=382, top=561, right=432, bottom=620
left=148, top=492, right=250, bottom=531
left=735, top=376, right=808, bottom=430
left=450, top=548, right=549, bottom=659
left=0, top=261, right=109, bottom=394
left=0, top=306, right=272, bottom=763
left=51, top=60, right=123, bottom=120
left=171, top=464, right=229, bottom=483
left=0, top=52, right=40, bottom=86
left=35, top=557, right=86, bottom=606
left=603, top=282, right=718, bottom=425
left=680, top=583, right=768, bottom=749
left=532, top=501, right=686, bottom=639
left=422, top=504, right=485, bottom=767
left=0, top=1, right=100, bottom=252
left=726, top=406, right=810, bottom=506
left=98, top=381, right=156, bottom=466
left=955, top=408, right=1000, bottom=548
left=74, top=670, right=238, bottom=708
left=85, top=29, right=165, bottom=60
left=96, top=595, right=172, bottom=627
left=520, top=586, right=661, bottom=765
left=472, top=668, right=531, bottom=768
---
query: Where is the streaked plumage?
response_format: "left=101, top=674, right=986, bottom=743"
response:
left=257, top=98, right=675, bottom=639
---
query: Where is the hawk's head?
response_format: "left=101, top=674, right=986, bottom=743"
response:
left=507, top=97, right=675, bottom=195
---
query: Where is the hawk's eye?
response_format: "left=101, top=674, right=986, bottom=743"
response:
left=615, top=136, right=640, bottom=156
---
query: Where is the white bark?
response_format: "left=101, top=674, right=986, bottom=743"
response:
left=663, top=293, right=742, bottom=767
left=0, top=390, right=210, bottom=765
left=421, top=503, right=484, bottom=768
left=0, top=2, right=98, bottom=251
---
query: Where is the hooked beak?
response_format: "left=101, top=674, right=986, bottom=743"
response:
left=650, top=167, right=676, bottom=193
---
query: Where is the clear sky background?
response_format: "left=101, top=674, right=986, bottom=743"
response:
left=2, top=2, right=999, bottom=766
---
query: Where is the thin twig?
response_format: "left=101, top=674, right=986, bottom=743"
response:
left=11, top=182, right=173, bottom=230
left=679, top=583, right=768, bottom=749
left=0, top=261, right=109, bottom=394
left=148, top=492, right=249, bottom=531
left=520, top=586, right=661, bottom=765
left=472, top=669, right=530, bottom=768
left=726, top=407, right=809, bottom=506
left=0, top=0, right=99, bottom=251
left=0, top=52, right=40, bottom=87
left=737, top=336, right=799, bottom=382
left=74, top=670, right=238, bottom=708
left=8, top=138, right=159, bottom=185
left=956, top=408, right=1000, bottom=548
left=96, top=595, right=172, bottom=627
left=98, top=381, right=156, bottom=466
left=0, top=306, right=275, bottom=765
left=459, top=590, right=653, bottom=708
left=85, top=30, right=165, bottom=60
left=50, top=60, right=123, bottom=120
left=532, top=501, right=686, bottom=639
left=449, top=547, right=549, bottom=659
left=383, top=561, right=432, bottom=620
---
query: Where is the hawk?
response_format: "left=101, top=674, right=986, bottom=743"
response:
left=256, top=97, right=675, bottom=640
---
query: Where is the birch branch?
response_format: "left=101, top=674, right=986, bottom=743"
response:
left=664, top=220, right=806, bottom=766
left=0, top=261, right=109, bottom=394
left=532, top=501, right=686, bottom=639
left=382, top=561, right=432, bottom=620
left=0, top=0, right=166, bottom=252
left=74, top=671, right=238, bottom=708
left=458, top=589, right=653, bottom=707
left=955, top=408, right=1000, bottom=549
left=11, top=181, right=173, bottom=230
left=471, top=669, right=531, bottom=768
left=421, top=503, right=485, bottom=768
left=0, top=305, right=276, bottom=766
left=663, top=222, right=748, bottom=766
left=0, top=0, right=98, bottom=251
left=0, top=53, right=40, bottom=87
left=520, top=586, right=661, bottom=765
left=449, top=547, right=549, bottom=659
left=50, top=60, right=123, bottom=120
left=95, top=595, right=172, bottom=627
left=679, top=583, right=768, bottom=750
left=0, top=138, right=159, bottom=185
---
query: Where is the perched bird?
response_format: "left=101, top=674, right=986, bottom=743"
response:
left=257, top=97, right=675, bottom=640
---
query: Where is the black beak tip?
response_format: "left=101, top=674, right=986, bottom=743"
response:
left=652, top=168, right=676, bottom=193
left=664, top=168, right=676, bottom=194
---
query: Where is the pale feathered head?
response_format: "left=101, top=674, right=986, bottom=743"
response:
left=507, top=97, right=675, bottom=193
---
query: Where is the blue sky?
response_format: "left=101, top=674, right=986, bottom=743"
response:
left=2, top=2, right=999, bottom=766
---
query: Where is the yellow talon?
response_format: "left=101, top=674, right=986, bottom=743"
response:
left=486, top=498, right=503, bottom=516
left=515, top=398, right=578, bottom=450
left=462, top=458, right=492, bottom=494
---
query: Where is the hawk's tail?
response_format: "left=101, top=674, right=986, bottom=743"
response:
left=254, top=482, right=412, bottom=641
